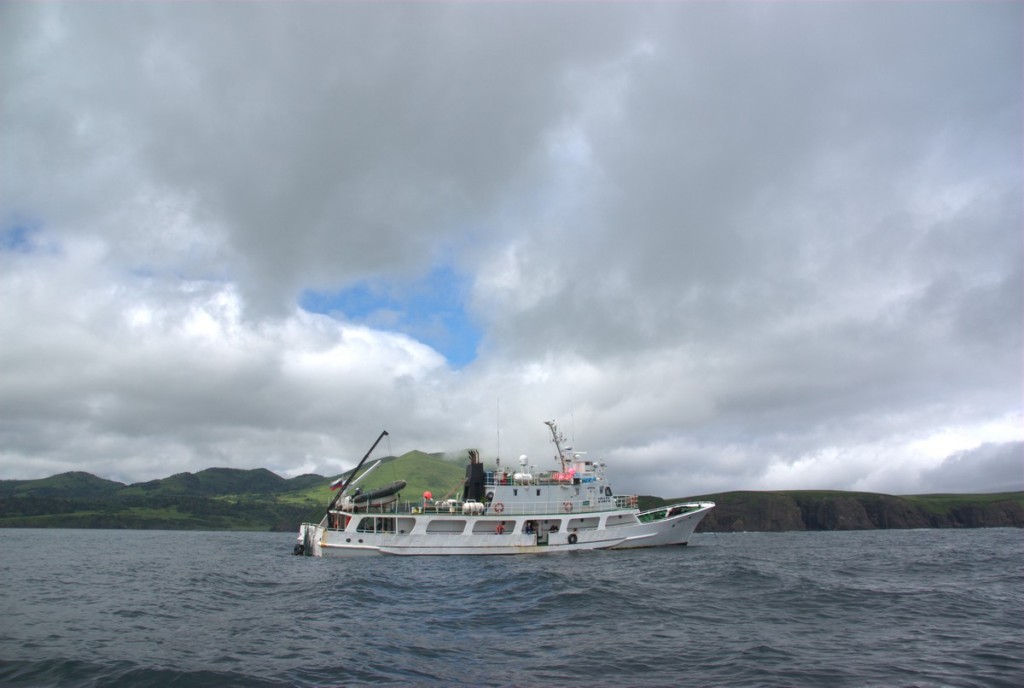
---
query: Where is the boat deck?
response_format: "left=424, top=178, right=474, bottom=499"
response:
left=332, top=496, right=713, bottom=521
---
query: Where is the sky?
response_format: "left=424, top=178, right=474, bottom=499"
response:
left=1, top=1, right=1021, bottom=497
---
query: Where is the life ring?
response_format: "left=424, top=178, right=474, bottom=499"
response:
left=568, top=533, right=578, bottom=545
left=604, top=486, right=613, bottom=497
left=493, top=502, right=505, bottom=514
left=563, top=501, right=573, bottom=513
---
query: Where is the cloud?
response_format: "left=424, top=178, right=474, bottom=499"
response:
left=918, top=442, right=1024, bottom=494
left=0, top=2, right=1020, bottom=496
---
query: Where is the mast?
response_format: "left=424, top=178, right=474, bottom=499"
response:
left=544, top=420, right=569, bottom=472
left=326, top=430, right=389, bottom=514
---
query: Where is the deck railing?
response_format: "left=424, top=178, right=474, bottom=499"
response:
left=482, top=472, right=603, bottom=488
left=336, top=496, right=642, bottom=517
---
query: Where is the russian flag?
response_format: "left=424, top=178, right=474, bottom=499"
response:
left=330, top=476, right=346, bottom=491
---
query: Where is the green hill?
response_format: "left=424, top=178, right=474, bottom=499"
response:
left=0, top=452, right=471, bottom=531
left=1, top=461, right=1021, bottom=532
left=0, top=471, right=125, bottom=499
left=278, top=450, right=467, bottom=507
left=118, top=467, right=291, bottom=497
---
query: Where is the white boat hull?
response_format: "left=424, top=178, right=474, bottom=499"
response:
left=298, top=502, right=713, bottom=557
left=295, top=420, right=715, bottom=558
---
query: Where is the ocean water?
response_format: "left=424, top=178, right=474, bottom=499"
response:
left=0, top=528, right=1021, bottom=687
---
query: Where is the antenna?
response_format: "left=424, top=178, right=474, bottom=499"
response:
left=495, top=398, right=501, bottom=468
left=570, top=393, right=575, bottom=445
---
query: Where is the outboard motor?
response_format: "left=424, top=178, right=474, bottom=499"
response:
left=293, top=524, right=313, bottom=556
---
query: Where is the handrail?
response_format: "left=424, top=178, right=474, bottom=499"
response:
left=483, top=474, right=602, bottom=487
left=328, top=495, right=713, bottom=518
left=333, top=498, right=647, bottom=517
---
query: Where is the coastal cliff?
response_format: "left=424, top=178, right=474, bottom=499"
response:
left=640, top=491, right=1024, bottom=533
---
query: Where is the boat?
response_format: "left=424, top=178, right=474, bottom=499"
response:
left=294, top=421, right=715, bottom=556
left=347, top=480, right=407, bottom=509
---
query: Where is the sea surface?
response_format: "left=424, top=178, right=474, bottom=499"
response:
left=0, top=528, right=1021, bottom=687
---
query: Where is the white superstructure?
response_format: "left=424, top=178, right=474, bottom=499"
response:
left=295, top=421, right=714, bottom=557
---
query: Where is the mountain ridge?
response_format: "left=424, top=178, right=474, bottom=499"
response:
left=2, top=465, right=1022, bottom=532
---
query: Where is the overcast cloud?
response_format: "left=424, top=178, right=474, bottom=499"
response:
left=1, top=2, right=1020, bottom=496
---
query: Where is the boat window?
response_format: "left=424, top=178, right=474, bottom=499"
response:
left=536, top=489, right=541, bottom=496
left=605, top=513, right=640, bottom=528
left=425, top=520, right=467, bottom=534
left=567, top=516, right=600, bottom=531
left=540, top=519, right=562, bottom=533
left=356, top=517, right=397, bottom=533
left=471, top=520, right=509, bottom=534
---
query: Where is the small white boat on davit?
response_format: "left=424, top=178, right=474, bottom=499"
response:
left=295, top=421, right=714, bottom=557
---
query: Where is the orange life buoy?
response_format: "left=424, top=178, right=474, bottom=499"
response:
left=493, top=502, right=505, bottom=514
left=563, top=501, right=573, bottom=513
